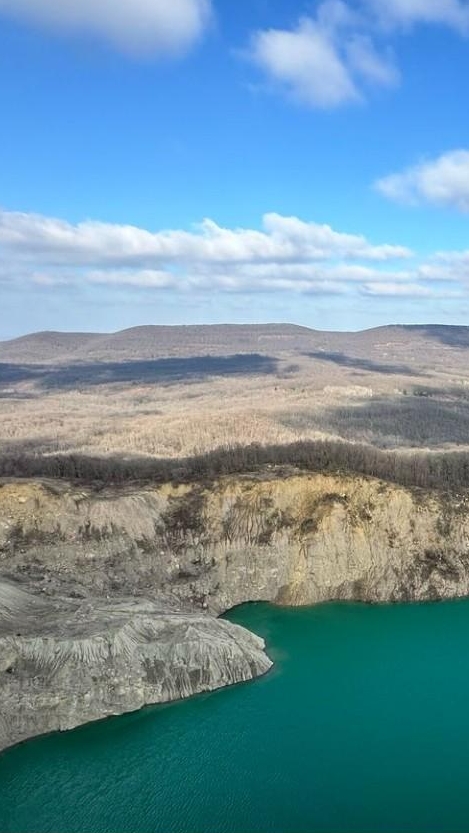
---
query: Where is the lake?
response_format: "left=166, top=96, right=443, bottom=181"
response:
left=2, top=598, right=469, bottom=833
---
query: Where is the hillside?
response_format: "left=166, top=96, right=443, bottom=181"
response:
left=2, top=323, right=469, bottom=463
left=1, top=322, right=469, bottom=367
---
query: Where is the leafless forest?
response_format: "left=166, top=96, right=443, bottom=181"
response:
left=2, top=323, right=469, bottom=488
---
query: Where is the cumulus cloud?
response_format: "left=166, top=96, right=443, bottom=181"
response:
left=248, top=16, right=360, bottom=108
left=364, top=0, right=469, bottom=33
left=3, top=205, right=469, bottom=301
left=0, top=0, right=211, bottom=56
left=248, top=2, right=398, bottom=108
left=375, top=150, right=469, bottom=211
left=0, top=209, right=412, bottom=267
left=246, top=0, right=469, bottom=109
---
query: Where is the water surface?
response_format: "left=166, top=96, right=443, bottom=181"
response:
left=2, top=599, right=469, bottom=833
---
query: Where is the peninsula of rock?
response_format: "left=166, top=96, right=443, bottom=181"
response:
left=2, top=469, right=469, bottom=751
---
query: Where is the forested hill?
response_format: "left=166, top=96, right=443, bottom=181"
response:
left=1, top=323, right=469, bottom=365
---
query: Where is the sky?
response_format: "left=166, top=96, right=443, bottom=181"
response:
left=0, top=0, right=469, bottom=338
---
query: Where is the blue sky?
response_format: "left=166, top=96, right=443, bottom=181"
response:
left=1, top=0, right=469, bottom=337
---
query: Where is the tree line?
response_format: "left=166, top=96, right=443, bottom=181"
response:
left=2, top=440, right=469, bottom=492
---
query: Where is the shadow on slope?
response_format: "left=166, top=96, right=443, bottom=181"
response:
left=0, top=354, right=278, bottom=390
left=282, top=395, right=469, bottom=448
left=403, top=325, right=469, bottom=348
left=305, top=351, right=417, bottom=376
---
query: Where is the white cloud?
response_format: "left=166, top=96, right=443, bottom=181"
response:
left=417, top=261, right=469, bottom=282
left=85, top=269, right=178, bottom=288
left=261, top=213, right=410, bottom=260
left=246, top=0, right=469, bottom=109
left=247, top=0, right=400, bottom=109
left=317, top=0, right=358, bottom=32
left=188, top=271, right=348, bottom=295
left=435, top=249, right=469, bottom=265
left=4, top=205, right=469, bottom=301
left=345, top=35, right=399, bottom=86
left=361, top=281, right=462, bottom=297
left=0, top=209, right=412, bottom=267
left=423, top=250, right=469, bottom=285
left=190, top=261, right=414, bottom=285
left=375, top=150, right=469, bottom=211
left=0, top=0, right=211, bottom=56
left=248, top=15, right=360, bottom=108
left=364, top=0, right=469, bottom=33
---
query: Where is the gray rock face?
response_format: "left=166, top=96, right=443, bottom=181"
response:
left=0, top=580, right=272, bottom=752
left=3, top=469, right=469, bottom=752
left=3, top=474, right=469, bottom=610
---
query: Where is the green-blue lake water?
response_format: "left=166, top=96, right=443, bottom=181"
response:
left=2, top=599, right=469, bottom=833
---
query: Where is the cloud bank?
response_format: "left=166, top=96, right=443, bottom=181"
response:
left=1, top=206, right=466, bottom=301
left=0, top=210, right=412, bottom=268
left=0, top=0, right=211, bottom=56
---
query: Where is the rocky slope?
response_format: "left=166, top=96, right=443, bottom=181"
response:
left=0, top=579, right=271, bottom=752
left=2, top=469, right=469, bottom=750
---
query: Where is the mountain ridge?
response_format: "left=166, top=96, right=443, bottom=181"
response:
left=1, top=322, right=467, bottom=364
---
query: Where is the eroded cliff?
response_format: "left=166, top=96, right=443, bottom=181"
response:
left=2, top=469, right=469, bottom=750
left=2, top=471, right=468, bottom=608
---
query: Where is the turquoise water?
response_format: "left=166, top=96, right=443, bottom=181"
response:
left=3, top=599, right=469, bottom=832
